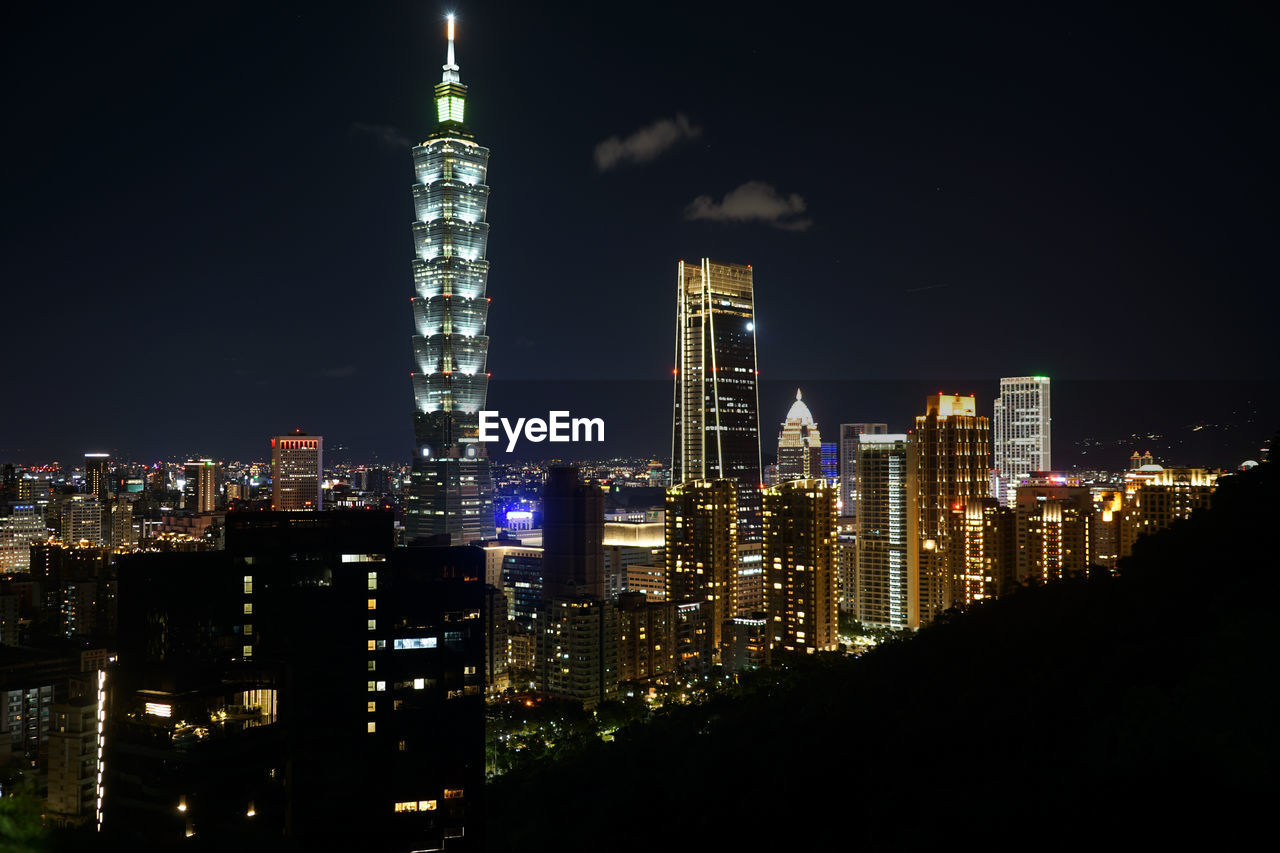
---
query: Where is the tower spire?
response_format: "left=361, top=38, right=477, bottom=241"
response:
left=442, top=14, right=460, bottom=83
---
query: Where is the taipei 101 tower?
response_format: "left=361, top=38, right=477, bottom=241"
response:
left=406, top=16, right=495, bottom=544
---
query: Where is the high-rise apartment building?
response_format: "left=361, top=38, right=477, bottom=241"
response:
left=84, top=454, right=110, bottom=504
left=956, top=497, right=1015, bottom=605
left=1014, top=473, right=1093, bottom=585
left=992, top=376, right=1051, bottom=505
left=1119, top=467, right=1218, bottom=558
left=762, top=479, right=838, bottom=653
left=838, top=423, right=889, bottom=518
left=775, top=389, right=823, bottom=483
left=664, top=479, right=738, bottom=655
left=852, top=434, right=909, bottom=629
left=271, top=431, right=322, bottom=511
left=907, top=394, right=990, bottom=627
left=183, top=459, right=222, bottom=513
left=406, top=17, right=495, bottom=546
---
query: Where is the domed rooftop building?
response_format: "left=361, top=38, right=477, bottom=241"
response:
left=776, top=389, right=823, bottom=483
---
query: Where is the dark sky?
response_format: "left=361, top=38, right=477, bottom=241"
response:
left=2, top=1, right=1274, bottom=465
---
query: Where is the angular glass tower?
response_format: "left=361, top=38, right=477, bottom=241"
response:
left=406, top=17, right=495, bottom=544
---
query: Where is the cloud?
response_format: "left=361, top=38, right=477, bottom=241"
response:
left=684, top=181, right=812, bottom=231
left=351, top=122, right=412, bottom=151
left=594, top=114, right=701, bottom=171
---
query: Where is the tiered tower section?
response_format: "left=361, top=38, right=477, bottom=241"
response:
left=406, top=17, right=495, bottom=544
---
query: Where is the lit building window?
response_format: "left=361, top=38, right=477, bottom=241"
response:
left=367, top=721, right=376, bottom=733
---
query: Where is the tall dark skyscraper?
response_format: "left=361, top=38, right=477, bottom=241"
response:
left=671, top=260, right=762, bottom=494
left=541, top=466, right=604, bottom=601
left=406, top=17, right=495, bottom=545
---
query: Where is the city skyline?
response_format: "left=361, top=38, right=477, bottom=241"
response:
left=3, top=2, right=1274, bottom=465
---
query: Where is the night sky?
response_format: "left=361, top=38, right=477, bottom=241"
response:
left=3, top=1, right=1274, bottom=466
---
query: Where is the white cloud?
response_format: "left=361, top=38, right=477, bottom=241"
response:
left=594, top=114, right=701, bottom=171
left=684, top=181, right=812, bottom=231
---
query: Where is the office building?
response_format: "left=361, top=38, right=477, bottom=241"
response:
left=664, top=479, right=738, bottom=655
left=775, top=389, right=823, bottom=483
left=59, top=495, right=103, bottom=545
left=907, top=394, right=990, bottom=627
left=838, top=423, right=889, bottom=518
left=762, top=479, right=838, bottom=653
left=852, top=434, right=910, bottom=629
left=671, top=258, right=762, bottom=544
left=992, top=376, right=1051, bottom=506
left=406, top=15, right=495, bottom=546
left=271, top=430, right=322, bottom=511
left=0, top=503, right=46, bottom=572
left=541, top=466, right=604, bottom=600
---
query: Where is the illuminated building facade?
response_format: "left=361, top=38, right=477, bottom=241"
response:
left=907, top=394, right=990, bottom=627
left=1120, top=467, right=1218, bottom=558
left=956, top=497, right=1015, bottom=605
left=671, top=259, right=762, bottom=548
left=664, top=479, right=738, bottom=655
left=838, top=423, right=889, bottom=519
left=270, top=431, right=322, bottom=511
left=1015, top=473, right=1092, bottom=585
left=59, top=495, right=102, bottom=545
left=616, top=592, right=675, bottom=685
left=537, top=598, right=617, bottom=709
left=84, top=454, right=110, bottom=504
left=762, top=479, right=838, bottom=653
left=183, top=459, right=222, bottom=513
left=775, top=389, right=823, bottom=483
left=853, top=434, right=910, bottom=629
left=0, top=503, right=45, bottom=571
left=406, top=17, right=495, bottom=545
left=992, top=376, right=1051, bottom=506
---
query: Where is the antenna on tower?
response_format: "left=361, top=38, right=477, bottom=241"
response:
left=442, top=13, right=460, bottom=82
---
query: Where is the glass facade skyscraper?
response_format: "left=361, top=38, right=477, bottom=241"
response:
left=406, top=18, right=495, bottom=544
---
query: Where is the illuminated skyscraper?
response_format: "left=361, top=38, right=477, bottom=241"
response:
left=762, top=479, right=838, bottom=653
left=992, top=376, right=1051, bottom=505
left=775, top=389, right=823, bottom=483
left=183, top=459, right=222, bottom=513
left=671, top=259, right=762, bottom=534
left=84, top=454, right=110, bottom=504
left=406, top=16, right=495, bottom=545
left=853, top=434, right=909, bottom=629
left=271, top=431, right=322, bottom=511
left=1014, top=473, right=1091, bottom=585
left=907, top=394, right=990, bottom=627
left=664, top=479, right=738, bottom=655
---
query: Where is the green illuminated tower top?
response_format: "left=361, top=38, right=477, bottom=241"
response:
left=433, top=14, right=470, bottom=136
